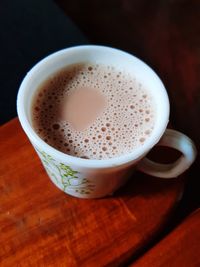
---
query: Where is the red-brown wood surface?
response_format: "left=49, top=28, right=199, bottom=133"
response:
left=131, top=209, right=200, bottom=267
left=0, top=119, right=184, bottom=266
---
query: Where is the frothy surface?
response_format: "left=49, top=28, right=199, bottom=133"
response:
left=31, top=63, right=156, bottom=159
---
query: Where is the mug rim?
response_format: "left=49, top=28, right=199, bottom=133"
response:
left=17, top=45, right=169, bottom=169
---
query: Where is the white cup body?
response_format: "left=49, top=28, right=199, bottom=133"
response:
left=17, top=45, right=169, bottom=198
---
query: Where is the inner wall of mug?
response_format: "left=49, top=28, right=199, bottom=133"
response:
left=17, top=45, right=169, bottom=168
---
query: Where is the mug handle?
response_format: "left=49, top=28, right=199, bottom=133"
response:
left=137, top=129, right=197, bottom=178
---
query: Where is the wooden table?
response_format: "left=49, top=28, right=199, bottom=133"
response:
left=0, top=119, right=184, bottom=266
left=131, top=209, right=200, bottom=267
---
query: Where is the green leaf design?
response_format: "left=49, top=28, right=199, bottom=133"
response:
left=36, top=148, right=95, bottom=195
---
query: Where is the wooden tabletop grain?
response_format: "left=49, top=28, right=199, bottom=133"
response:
left=0, top=119, right=184, bottom=266
left=131, top=209, right=200, bottom=267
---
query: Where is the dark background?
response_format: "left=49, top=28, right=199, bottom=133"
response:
left=1, top=0, right=199, bottom=221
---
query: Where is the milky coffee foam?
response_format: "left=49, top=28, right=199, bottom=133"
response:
left=31, top=63, right=156, bottom=159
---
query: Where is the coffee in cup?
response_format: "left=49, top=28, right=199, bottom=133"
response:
left=31, top=63, right=156, bottom=159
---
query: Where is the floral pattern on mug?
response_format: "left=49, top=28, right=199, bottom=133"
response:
left=36, top=149, right=95, bottom=195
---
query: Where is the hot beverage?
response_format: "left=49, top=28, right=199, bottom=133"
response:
left=31, top=63, right=156, bottom=159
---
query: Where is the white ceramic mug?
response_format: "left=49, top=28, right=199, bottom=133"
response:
left=17, top=45, right=197, bottom=198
